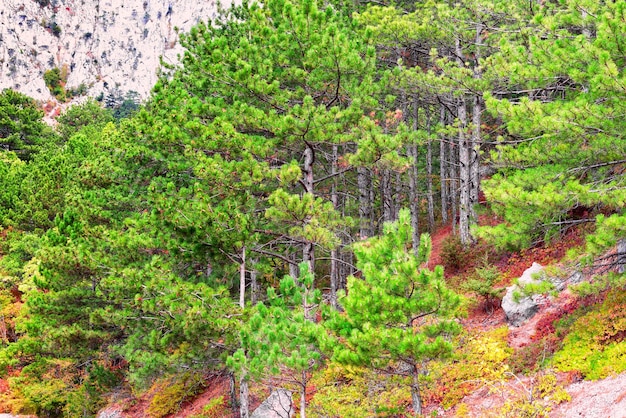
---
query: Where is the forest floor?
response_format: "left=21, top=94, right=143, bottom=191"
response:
left=422, top=218, right=626, bottom=417
left=6, top=218, right=622, bottom=417
left=96, top=217, right=626, bottom=418
left=109, top=217, right=618, bottom=418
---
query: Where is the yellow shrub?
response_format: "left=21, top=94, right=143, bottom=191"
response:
left=426, top=326, right=512, bottom=408
left=308, top=362, right=410, bottom=417
left=147, top=373, right=204, bottom=418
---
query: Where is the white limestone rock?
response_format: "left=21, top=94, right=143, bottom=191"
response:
left=502, top=262, right=545, bottom=327
left=0, top=0, right=232, bottom=103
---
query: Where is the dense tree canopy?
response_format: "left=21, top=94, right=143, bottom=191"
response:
left=0, top=0, right=624, bottom=416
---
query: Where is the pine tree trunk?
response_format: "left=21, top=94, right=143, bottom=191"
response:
left=470, top=23, right=483, bottom=222
left=330, top=248, right=339, bottom=309
left=408, top=143, right=420, bottom=256
left=457, top=95, right=472, bottom=245
left=395, top=172, right=403, bottom=222
left=450, top=131, right=459, bottom=235
left=300, top=134, right=315, bottom=322
left=289, top=252, right=299, bottom=279
left=300, top=371, right=307, bottom=418
left=381, top=168, right=394, bottom=223
left=230, top=372, right=238, bottom=417
left=357, top=166, right=373, bottom=240
left=410, top=363, right=422, bottom=416
left=426, top=108, right=435, bottom=232
left=618, top=238, right=626, bottom=274
left=330, top=144, right=339, bottom=309
left=409, top=98, right=420, bottom=253
left=250, top=260, right=258, bottom=305
left=302, top=242, right=314, bottom=276
left=440, top=105, right=449, bottom=225
left=239, top=246, right=246, bottom=309
left=456, top=37, right=473, bottom=245
left=302, top=144, right=315, bottom=272
left=470, top=93, right=481, bottom=222
left=340, top=235, right=353, bottom=290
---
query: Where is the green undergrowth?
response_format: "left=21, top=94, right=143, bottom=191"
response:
left=146, top=372, right=206, bottom=418
left=425, top=326, right=512, bottom=409
left=552, top=288, right=626, bottom=379
left=188, top=395, right=227, bottom=418
left=308, top=362, right=411, bottom=417
left=0, top=358, right=116, bottom=416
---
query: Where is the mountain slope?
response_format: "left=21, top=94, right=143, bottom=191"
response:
left=0, top=0, right=231, bottom=103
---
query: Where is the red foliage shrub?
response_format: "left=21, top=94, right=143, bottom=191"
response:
left=532, top=299, right=582, bottom=342
left=503, top=225, right=586, bottom=280
left=509, top=334, right=561, bottom=374
left=0, top=378, right=9, bottom=394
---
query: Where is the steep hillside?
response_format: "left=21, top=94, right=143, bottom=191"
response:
left=0, top=0, right=231, bottom=103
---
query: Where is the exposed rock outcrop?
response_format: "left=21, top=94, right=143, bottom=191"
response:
left=0, top=0, right=232, bottom=103
left=502, top=262, right=545, bottom=327
left=250, top=388, right=295, bottom=418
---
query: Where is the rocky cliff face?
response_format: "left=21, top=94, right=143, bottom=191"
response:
left=0, top=0, right=229, bottom=104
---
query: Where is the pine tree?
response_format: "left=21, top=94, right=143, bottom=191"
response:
left=229, top=263, right=325, bottom=418
left=328, top=209, right=461, bottom=415
left=137, top=0, right=385, bottom=301
left=0, top=89, right=58, bottom=160
left=477, top=0, right=626, bottom=258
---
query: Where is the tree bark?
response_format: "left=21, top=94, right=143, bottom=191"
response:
left=357, top=166, right=373, bottom=240
left=408, top=98, right=420, bottom=254
left=381, top=168, right=394, bottom=223
left=618, top=238, right=626, bottom=274
left=289, top=252, right=299, bottom=279
left=426, top=107, right=435, bottom=232
left=457, top=94, right=472, bottom=245
left=408, top=143, right=420, bottom=256
left=250, top=259, right=259, bottom=305
left=230, top=372, right=238, bottom=417
left=239, top=246, right=246, bottom=309
left=440, top=105, right=449, bottom=225
left=330, top=144, right=339, bottom=309
left=302, top=144, right=315, bottom=273
left=470, top=22, right=484, bottom=222
left=456, top=36, right=473, bottom=245
left=410, top=363, right=422, bottom=416
left=300, top=371, right=307, bottom=418
left=470, top=93, right=481, bottom=222
left=450, top=129, right=459, bottom=235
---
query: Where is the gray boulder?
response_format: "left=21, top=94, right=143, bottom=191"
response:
left=502, top=262, right=545, bottom=327
left=250, top=388, right=295, bottom=418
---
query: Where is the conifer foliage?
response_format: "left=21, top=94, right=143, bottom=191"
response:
left=0, top=0, right=625, bottom=416
left=330, top=209, right=461, bottom=415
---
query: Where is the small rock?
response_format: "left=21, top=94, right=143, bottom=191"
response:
left=250, top=388, right=295, bottom=418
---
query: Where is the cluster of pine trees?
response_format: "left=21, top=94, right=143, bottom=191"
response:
left=0, top=0, right=624, bottom=416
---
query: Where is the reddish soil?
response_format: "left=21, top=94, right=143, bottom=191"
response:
left=422, top=217, right=626, bottom=418
left=98, top=216, right=617, bottom=418
left=101, top=374, right=234, bottom=418
left=103, top=374, right=269, bottom=418
left=428, top=223, right=453, bottom=269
